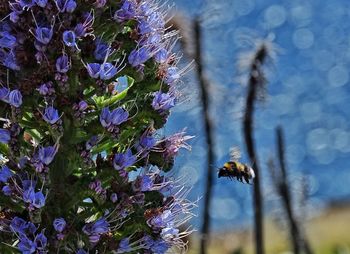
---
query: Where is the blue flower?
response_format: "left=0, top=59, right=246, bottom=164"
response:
left=94, top=39, right=109, bottom=60
left=0, top=128, right=11, bottom=144
left=86, top=63, right=101, bottom=78
left=23, top=188, right=46, bottom=209
left=55, top=0, right=76, bottom=13
left=56, top=55, right=70, bottom=73
left=138, top=135, right=156, bottom=150
left=42, top=106, right=60, bottom=124
left=35, top=0, right=47, bottom=7
left=154, top=48, right=168, bottom=63
left=117, top=238, right=132, bottom=253
left=165, top=67, right=180, bottom=84
left=160, top=226, right=179, bottom=241
left=76, top=249, right=88, bottom=254
left=35, top=231, right=47, bottom=251
left=134, top=175, right=153, bottom=192
left=99, top=107, right=112, bottom=128
left=0, top=165, right=13, bottom=183
left=100, top=63, right=118, bottom=80
left=10, top=217, right=37, bottom=235
left=62, top=30, right=77, bottom=47
left=110, top=107, right=129, bottom=125
left=82, top=217, right=109, bottom=243
left=53, top=218, right=66, bottom=232
left=0, top=87, right=10, bottom=102
left=2, top=185, right=12, bottom=196
left=35, top=27, right=53, bottom=45
left=18, top=237, right=37, bottom=254
left=128, top=47, right=151, bottom=67
left=1, top=50, right=20, bottom=70
left=9, top=89, right=22, bottom=107
left=150, top=239, right=169, bottom=254
left=113, top=149, right=136, bottom=171
left=18, top=0, right=35, bottom=9
left=152, top=91, right=175, bottom=112
left=114, top=1, right=137, bottom=21
left=0, top=31, right=16, bottom=49
left=38, top=145, right=57, bottom=165
left=149, top=210, right=173, bottom=229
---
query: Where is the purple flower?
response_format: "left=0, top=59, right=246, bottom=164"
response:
left=0, top=128, right=11, bottom=144
left=55, top=0, right=76, bottom=12
left=100, top=63, right=118, bottom=80
left=0, top=165, right=13, bottom=183
left=86, top=63, right=101, bottom=78
left=38, top=145, right=57, bottom=165
left=151, top=239, right=169, bottom=254
left=0, top=31, right=16, bottom=48
left=18, top=0, right=35, bottom=9
left=35, top=27, right=53, bottom=44
left=18, top=237, right=36, bottom=254
left=35, top=0, right=47, bottom=7
left=117, top=238, right=132, bottom=253
left=56, top=55, right=70, bottom=73
left=110, top=107, right=129, bottom=125
left=165, top=67, right=180, bottom=84
left=23, top=188, right=46, bottom=209
left=78, top=100, right=88, bottom=111
left=128, top=47, right=151, bottom=67
left=0, top=87, right=10, bottom=102
left=8, top=89, right=22, bottom=107
left=152, top=91, right=175, bottom=112
left=63, top=30, right=77, bottom=47
left=162, top=131, right=193, bottom=159
left=2, top=185, right=12, bottom=196
left=82, top=217, right=109, bottom=244
left=53, top=218, right=66, bottom=232
left=149, top=210, right=173, bottom=229
left=0, top=49, right=20, bottom=70
left=42, top=106, right=60, bottom=124
left=137, top=175, right=153, bottom=192
left=160, top=226, right=179, bottom=241
left=37, top=82, right=55, bottom=96
left=35, top=231, right=47, bottom=250
left=99, top=107, right=112, bottom=128
left=94, top=39, right=109, bottom=60
left=114, top=1, right=137, bottom=21
left=76, top=249, right=88, bottom=254
left=138, top=135, right=156, bottom=151
left=154, top=48, right=168, bottom=63
left=113, top=149, right=136, bottom=171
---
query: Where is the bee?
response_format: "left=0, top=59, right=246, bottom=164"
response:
left=218, top=147, right=255, bottom=184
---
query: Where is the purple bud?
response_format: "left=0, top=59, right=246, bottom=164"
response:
left=35, top=27, right=53, bottom=44
left=8, top=89, right=22, bottom=107
left=0, top=129, right=11, bottom=144
left=78, top=100, right=88, bottom=111
left=56, top=55, right=70, bottom=73
left=110, top=193, right=118, bottom=203
left=63, top=30, right=76, bottom=47
left=42, top=106, right=60, bottom=124
left=74, top=23, right=86, bottom=37
left=53, top=218, right=66, bottom=232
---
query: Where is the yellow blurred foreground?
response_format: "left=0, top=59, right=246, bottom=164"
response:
left=188, top=204, right=350, bottom=254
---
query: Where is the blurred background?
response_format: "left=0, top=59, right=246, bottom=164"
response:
left=162, top=0, right=350, bottom=253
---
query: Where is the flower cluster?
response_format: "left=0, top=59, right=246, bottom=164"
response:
left=0, top=0, right=194, bottom=253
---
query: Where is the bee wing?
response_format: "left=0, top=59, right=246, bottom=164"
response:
left=229, top=146, right=241, bottom=161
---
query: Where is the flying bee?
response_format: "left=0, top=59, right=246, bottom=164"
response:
left=218, top=147, right=255, bottom=184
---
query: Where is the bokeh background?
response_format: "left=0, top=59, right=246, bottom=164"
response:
left=163, top=0, right=350, bottom=253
